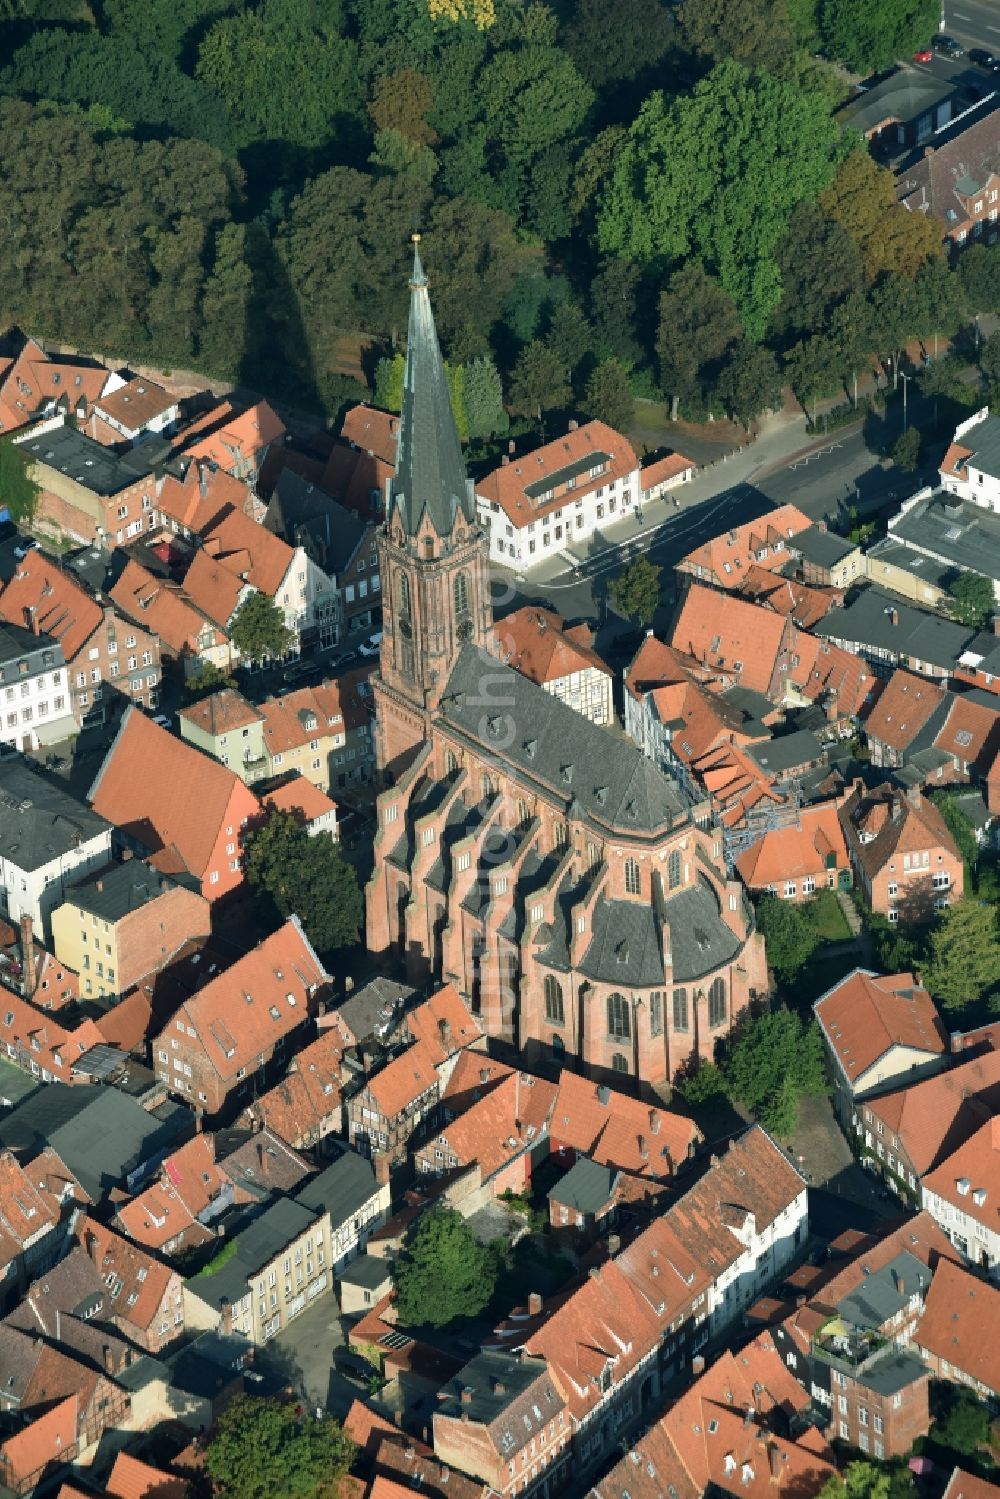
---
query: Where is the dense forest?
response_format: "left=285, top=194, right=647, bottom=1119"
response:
left=0, top=0, right=997, bottom=433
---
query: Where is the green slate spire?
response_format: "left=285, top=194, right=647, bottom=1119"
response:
left=389, top=236, right=475, bottom=538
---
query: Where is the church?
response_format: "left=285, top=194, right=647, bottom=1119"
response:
left=366, top=243, right=767, bottom=1091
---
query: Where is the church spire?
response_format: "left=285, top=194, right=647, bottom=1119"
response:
left=389, top=236, right=475, bottom=538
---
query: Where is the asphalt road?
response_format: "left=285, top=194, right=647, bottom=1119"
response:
left=942, top=0, right=1000, bottom=53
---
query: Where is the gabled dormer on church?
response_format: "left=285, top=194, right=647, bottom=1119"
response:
left=375, top=239, right=492, bottom=780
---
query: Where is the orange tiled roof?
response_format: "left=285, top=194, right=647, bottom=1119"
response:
left=320, top=444, right=393, bottom=521
left=262, top=775, right=338, bottom=825
left=678, top=504, right=813, bottom=588
left=107, top=1452, right=188, bottom=1499
left=404, top=983, right=484, bottom=1064
left=476, top=420, right=638, bottom=529
left=115, top=1178, right=212, bottom=1254
left=943, top=1470, right=1000, bottom=1499
left=923, top=1116, right=1000, bottom=1232
left=671, top=585, right=791, bottom=696
left=75, top=1215, right=175, bottom=1333
left=941, top=442, right=974, bottom=482
left=839, top=782, right=962, bottom=889
left=863, top=1048, right=1000, bottom=1176
left=238, top=1029, right=345, bottom=1146
left=161, top=918, right=327, bottom=1084
left=551, top=1068, right=700, bottom=1178
left=341, top=404, right=400, bottom=466
left=0, top=552, right=102, bottom=661
left=175, top=399, right=285, bottom=473
left=493, top=606, right=611, bottom=687
left=179, top=547, right=246, bottom=631
left=419, top=1070, right=558, bottom=1179
left=110, top=559, right=224, bottom=660
left=178, top=687, right=263, bottom=738
left=735, top=801, right=849, bottom=889
left=934, top=691, right=1000, bottom=773
left=737, top=565, right=840, bottom=630
left=89, top=708, right=260, bottom=883
left=156, top=460, right=252, bottom=534
left=916, top=1256, right=1000, bottom=1394
left=258, top=669, right=374, bottom=754
left=0, top=1151, right=58, bottom=1272
left=0, top=1394, right=78, bottom=1491
left=864, top=669, right=946, bottom=753
left=199, top=505, right=294, bottom=597
left=640, top=451, right=696, bottom=491
left=0, top=337, right=108, bottom=434
left=788, top=632, right=876, bottom=720
left=815, top=968, right=947, bottom=1085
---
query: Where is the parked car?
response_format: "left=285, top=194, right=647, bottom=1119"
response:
left=932, top=34, right=964, bottom=56
left=151, top=714, right=172, bottom=730
left=12, top=538, right=38, bottom=560
left=970, top=48, right=1000, bottom=71
left=335, top=649, right=359, bottom=669
left=912, top=45, right=933, bottom=62
left=358, top=632, right=383, bottom=658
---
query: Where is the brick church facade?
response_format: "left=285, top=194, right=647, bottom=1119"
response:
left=366, top=243, right=767, bottom=1091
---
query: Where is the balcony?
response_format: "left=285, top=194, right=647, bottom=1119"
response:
left=812, top=1316, right=890, bottom=1373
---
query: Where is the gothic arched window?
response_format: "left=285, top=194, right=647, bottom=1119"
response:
left=544, top=975, right=564, bottom=1024
left=668, top=850, right=682, bottom=889
left=454, top=571, right=471, bottom=638
left=708, top=978, right=727, bottom=1028
left=625, top=858, right=641, bottom=896
left=607, top=992, right=630, bottom=1039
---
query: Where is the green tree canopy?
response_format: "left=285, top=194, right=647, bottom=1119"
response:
left=925, top=899, right=1000, bottom=1013
left=230, top=592, right=296, bottom=664
left=583, top=358, right=635, bottom=433
left=182, top=662, right=238, bottom=704
left=930, top=791, right=980, bottom=871
left=562, top=0, right=674, bottom=86
left=657, top=264, right=742, bottom=419
left=462, top=355, right=508, bottom=440
left=722, top=1008, right=828, bottom=1137
left=960, top=244, right=1000, bottom=314
left=508, top=340, right=569, bottom=424
left=819, top=1461, right=893, bottom=1499
left=755, top=895, right=819, bottom=981
left=891, top=426, right=921, bottom=474
left=243, top=807, right=363, bottom=954
left=716, top=342, right=783, bottom=427
left=204, top=1396, right=355, bottom=1499
left=772, top=199, right=865, bottom=343
left=947, top=571, right=994, bottom=631
left=932, top=1385, right=991, bottom=1458
left=598, top=61, right=842, bottom=338
left=819, top=149, right=943, bottom=284
left=819, top=0, right=939, bottom=74
left=608, top=556, right=662, bottom=625
left=394, top=1206, right=498, bottom=1327
left=678, top=0, right=797, bottom=75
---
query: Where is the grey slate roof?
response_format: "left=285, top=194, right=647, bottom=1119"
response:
left=335, top=976, right=417, bottom=1043
left=836, top=1250, right=930, bottom=1330
left=441, top=644, right=690, bottom=837
left=0, top=758, right=110, bottom=871
left=63, top=859, right=180, bottom=923
left=836, top=66, right=954, bottom=135
left=336, top=1252, right=392, bottom=1289
left=957, top=412, right=1000, bottom=482
left=186, top=1197, right=319, bottom=1312
left=389, top=245, right=476, bottom=539
left=575, top=882, right=742, bottom=987
left=267, top=469, right=370, bottom=575
left=437, top=1349, right=558, bottom=1434
left=868, top=537, right=951, bottom=590
left=793, top=525, right=857, bottom=569
left=0, top=1084, right=190, bottom=1200
left=817, top=587, right=973, bottom=669
left=747, top=731, right=824, bottom=777
left=854, top=1349, right=929, bottom=1397
left=19, top=424, right=157, bottom=495
left=547, top=1156, right=618, bottom=1214
left=889, top=490, right=1000, bottom=583
left=295, top=1146, right=379, bottom=1228
left=0, top=622, right=64, bottom=680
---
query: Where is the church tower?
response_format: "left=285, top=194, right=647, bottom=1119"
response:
left=374, top=239, right=492, bottom=782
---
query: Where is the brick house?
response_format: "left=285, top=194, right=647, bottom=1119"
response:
left=857, top=1048, right=1000, bottom=1203
left=862, top=670, right=948, bottom=769
left=90, top=375, right=178, bottom=445
left=109, top=557, right=234, bottom=681
left=492, top=608, right=613, bottom=727
left=150, top=917, right=328, bottom=1114
left=814, top=968, right=948, bottom=1128
left=434, top=1350, right=571, bottom=1498
left=0, top=1151, right=62, bottom=1308
left=265, top=468, right=379, bottom=648
left=236, top=1028, right=346, bottom=1152
left=0, top=553, right=162, bottom=725
left=0, top=336, right=108, bottom=436
left=897, top=111, right=1000, bottom=249
left=913, top=1257, right=1000, bottom=1399
left=546, top=1157, right=619, bottom=1245
left=0, top=1334, right=128, bottom=1495
left=173, top=397, right=286, bottom=486
left=838, top=782, right=964, bottom=922
left=50, top=859, right=211, bottom=1001
left=89, top=707, right=261, bottom=901
left=17, top=418, right=159, bottom=548
left=922, top=1116, right=1000, bottom=1276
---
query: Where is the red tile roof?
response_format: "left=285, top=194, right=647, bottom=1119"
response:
left=75, top=1215, right=176, bottom=1334
left=839, top=782, right=963, bottom=892
left=671, top=585, right=791, bottom=696
left=180, top=548, right=246, bottom=630
left=110, top=559, right=224, bottom=660
left=735, top=801, right=849, bottom=890
left=943, top=1469, right=1000, bottom=1499
left=107, top=1451, right=189, bottom=1499
left=0, top=1150, right=59, bottom=1273
left=916, top=1256, right=1000, bottom=1394
left=862, top=1048, right=1000, bottom=1176
left=178, top=687, right=262, bottom=738
left=550, top=1068, right=700, bottom=1178
left=923, top=1116, right=1000, bottom=1234
left=258, top=668, right=374, bottom=753
left=737, top=565, right=840, bottom=630
left=156, top=460, right=252, bottom=534
left=934, top=691, right=1000, bottom=775
left=237, top=1027, right=345, bottom=1146
left=678, top=505, right=812, bottom=589
left=788, top=633, right=877, bottom=720
left=419, top=1070, right=558, bottom=1179
left=815, top=968, right=947, bottom=1086
left=476, top=420, right=638, bottom=529
left=640, top=451, right=696, bottom=491
left=404, top=983, right=484, bottom=1063
left=493, top=607, right=611, bottom=688
left=89, top=707, right=260, bottom=885
left=0, top=1394, right=78, bottom=1492
left=863, top=669, right=946, bottom=753
left=96, top=378, right=175, bottom=432
left=175, top=399, right=285, bottom=474
left=0, top=551, right=103, bottom=661
left=262, top=775, right=338, bottom=826
left=199, top=505, right=294, bottom=598
left=159, top=918, right=328, bottom=1086
left=341, top=404, right=400, bottom=466
left=0, top=338, right=108, bottom=434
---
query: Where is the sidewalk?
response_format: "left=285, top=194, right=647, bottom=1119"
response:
left=520, top=406, right=850, bottom=587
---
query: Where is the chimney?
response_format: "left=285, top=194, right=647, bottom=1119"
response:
left=692, top=1354, right=706, bottom=1376
left=493, top=1378, right=506, bottom=1395
left=257, top=1142, right=265, bottom=1171
left=95, top=879, right=104, bottom=893
left=508, top=439, right=515, bottom=455
left=649, top=1109, right=660, bottom=1136
left=121, top=848, right=133, bottom=862
left=460, top=1386, right=473, bottom=1405
left=501, top=455, right=509, bottom=466
left=906, top=785, right=921, bottom=807
left=607, top=1233, right=621, bottom=1257
left=198, top=461, right=208, bottom=499
left=528, top=1291, right=543, bottom=1316
left=817, top=519, right=827, bottom=532
left=796, top=1294, right=807, bottom=1309
left=22, top=606, right=37, bottom=635
left=889, top=608, right=899, bottom=626
left=20, top=916, right=35, bottom=999
left=439, top=1017, right=452, bottom=1044
left=597, top=1085, right=610, bottom=1106
left=638, top=1134, right=649, bottom=1161
left=568, top=419, right=578, bottom=432
left=102, top=1344, right=115, bottom=1375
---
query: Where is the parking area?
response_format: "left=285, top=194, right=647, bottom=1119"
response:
left=250, top=1286, right=359, bottom=1415
left=787, top=1093, right=898, bottom=1221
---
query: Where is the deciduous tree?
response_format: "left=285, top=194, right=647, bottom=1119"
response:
left=722, top=1009, right=828, bottom=1136
left=584, top=358, right=635, bottom=433
left=947, top=570, right=994, bottom=631
left=960, top=244, right=1000, bottom=314
left=368, top=67, right=438, bottom=144
left=608, top=556, right=661, bottom=624
left=657, top=264, right=742, bottom=419
left=891, top=426, right=921, bottom=473
left=205, top=1396, right=355, bottom=1499
left=925, top=899, right=1000, bottom=1012
left=819, top=0, right=939, bottom=74
left=678, top=0, right=797, bottom=76
left=755, top=895, right=819, bottom=981
left=244, top=808, right=364, bottom=954
left=716, top=342, right=783, bottom=427
left=562, top=0, right=674, bottom=85
left=394, top=1207, right=498, bottom=1327
left=182, top=663, right=238, bottom=703
left=508, top=340, right=569, bottom=424
left=230, top=592, right=295, bottom=664
left=819, top=149, right=943, bottom=283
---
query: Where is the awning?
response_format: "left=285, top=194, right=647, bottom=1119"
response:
left=34, top=714, right=80, bottom=746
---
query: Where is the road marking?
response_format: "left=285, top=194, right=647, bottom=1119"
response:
left=954, top=10, right=970, bottom=16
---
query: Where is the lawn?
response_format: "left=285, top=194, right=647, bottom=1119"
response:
left=805, top=888, right=852, bottom=943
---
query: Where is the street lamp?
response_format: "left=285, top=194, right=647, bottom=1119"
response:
left=900, top=371, right=911, bottom=434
